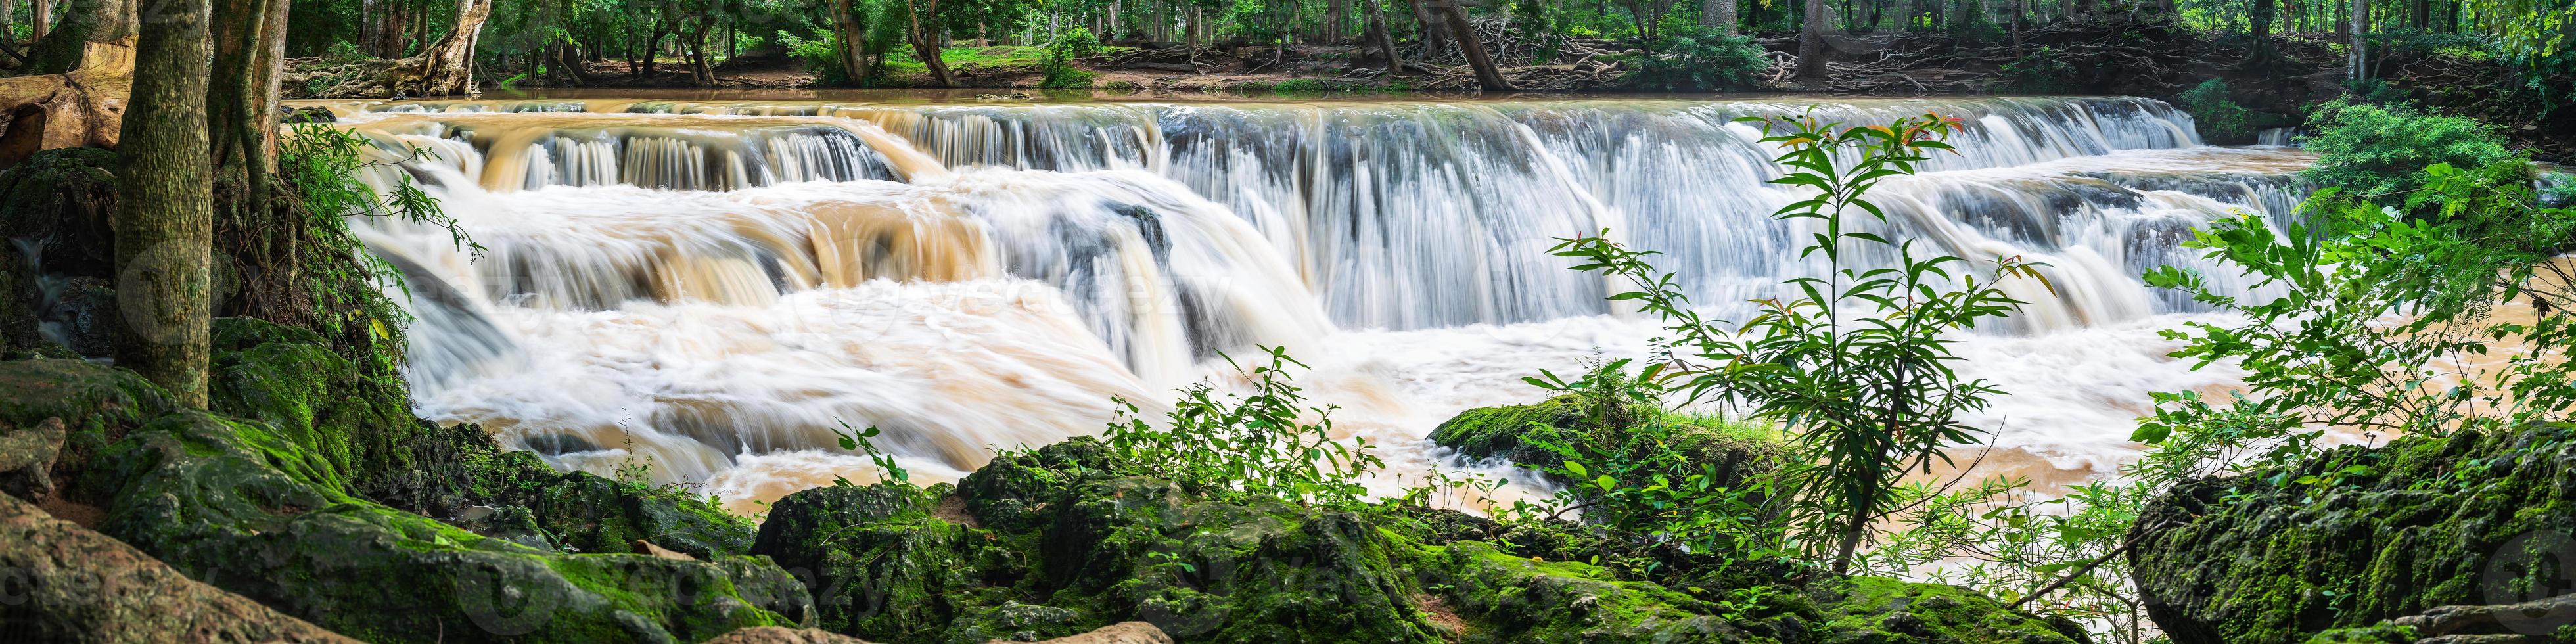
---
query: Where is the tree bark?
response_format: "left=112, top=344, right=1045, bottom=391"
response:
left=117, top=0, right=213, bottom=408
left=833, top=0, right=873, bottom=82
left=32, top=0, right=51, bottom=41
left=1366, top=0, right=1404, bottom=71
left=208, top=0, right=286, bottom=222
left=907, top=0, right=955, bottom=87
left=1797, top=0, right=1831, bottom=83
left=1411, top=0, right=1444, bottom=55
left=1703, top=0, right=1737, bottom=34
left=1432, top=0, right=1511, bottom=91
left=2347, top=0, right=2366, bottom=83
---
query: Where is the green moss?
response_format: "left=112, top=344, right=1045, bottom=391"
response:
left=1809, top=577, right=2087, bottom=643
left=1429, top=398, right=1787, bottom=491
left=2132, top=423, right=2576, bottom=644
left=2300, top=624, right=2416, bottom=643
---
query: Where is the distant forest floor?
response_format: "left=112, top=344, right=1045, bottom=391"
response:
left=495, top=17, right=2571, bottom=160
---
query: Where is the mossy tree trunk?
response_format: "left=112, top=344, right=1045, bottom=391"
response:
left=114, top=0, right=213, bottom=408
left=19, top=0, right=127, bottom=75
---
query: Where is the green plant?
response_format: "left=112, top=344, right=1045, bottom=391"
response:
left=272, top=124, right=476, bottom=373
left=2176, top=78, right=2253, bottom=145
left=776, top=30, right=848, bottom=83
left=1039, top=26, right=1101, bottom=89
left=2298, top=101, right=2516, bottom=204
left=2140, top=161, right=2576, bottom=470
left=1517, top=358, right=1795, bottom=578
left=1099, top=346, right=1383, bottom=507
left=832, top=419, right=911, bottom=486
left=1552, top=111, right=2047, bottom=573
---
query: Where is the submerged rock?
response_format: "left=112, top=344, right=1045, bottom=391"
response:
left=2130, top=423, right=2576, bottom=644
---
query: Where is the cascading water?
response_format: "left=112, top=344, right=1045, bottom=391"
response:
left=315, top=94, right=2312, bottom=513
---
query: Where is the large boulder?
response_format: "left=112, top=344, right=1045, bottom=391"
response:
left=2130, top=423, right=2576, bottom=644
left=0, top=490, right=355, bottom=643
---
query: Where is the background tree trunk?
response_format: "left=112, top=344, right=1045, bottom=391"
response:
left=116, top=0, right=214, bottom=408
left=1703, top=0, right=1738, bottom=34
left=1797, top=0, right=1831, bottom=83
left=2347, top=0, right=2366, bottom=83
left=32, top=0, right=51, bottom=41
left=1433, top=0, right=1511, bottom=90
left=208, top=0, right=287, bottom=220
left=1366, top=0, right=1404, bottom=71
left=834, top=0, right=872, bottom=82
left=907, top=0, right=955, bottom=86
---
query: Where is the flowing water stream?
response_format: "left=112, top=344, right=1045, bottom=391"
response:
left=300, top=92, right=2314, bottom=514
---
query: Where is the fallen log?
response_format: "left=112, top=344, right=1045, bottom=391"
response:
left=0, top=39, right=131, bottom=168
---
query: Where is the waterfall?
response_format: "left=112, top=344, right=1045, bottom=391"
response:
left=311, top=95, right=2314, bottom=511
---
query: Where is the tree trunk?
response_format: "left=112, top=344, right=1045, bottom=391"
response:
left=1433, top=0, right=1512, bottom=90
left=117, top=0, right=213, bottom=408
left=208, top=0, right=286, bottom=221
left=1366, top=0, right=1404, bottom=71
left=641, top=26, right=665, bottom=79
left=1329, top=0, right=1348, bottom=42
left=1797, top=0, right=1831, bottom=83
left=834, top=0, right=871, bottom=82
left=907, top=0, right=955, bottom=87
left=396, top=0, right=489, bottom=95
left=21, top=0, right=124, bottom=74
left=2249, top=0, right=2274, bottom=64
left=1411, top=0, right=1444, bottom=55
left=2347, top=0, right=2365, bottom=83
left=32, top=0, right=51, bottom=41
left=1703, top=0, right=1739, bottom=33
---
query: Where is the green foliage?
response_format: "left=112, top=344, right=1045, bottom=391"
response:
left=2299, top=100, right=2518, bottom=203
left=1515, top=359, right=1795, bottom=579
left=272, top=125, right=476, bottom=375
left=2177, top=78, right=2254, bottom=145
left=1040, top=26, right=1101, bottom=89
left=1621, top=28, right=1772, bottom=91
left=777, top=30, right=849, bottom=83
left=830, top=420, right=912, bottom=486
left=1551, top=111, right=2045, bottom=574
left=2140, top=161, right=2576, bottom=474
left=1099, top=346, right=1384, bottom=507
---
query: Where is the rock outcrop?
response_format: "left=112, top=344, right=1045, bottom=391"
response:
left=2130, top=423, right=2576, bottom=644
left=752, top=436, right=2086, bottom=644
left=0, top=320, right=814, bottom=643
left=0, top=490, right=355, bottom=643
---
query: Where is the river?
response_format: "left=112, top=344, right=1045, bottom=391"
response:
left=290, top=91, right=2314, bottom=514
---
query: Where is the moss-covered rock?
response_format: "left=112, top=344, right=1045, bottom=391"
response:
left=1429, top=397, right=1787, bottom=490
left=0, top=325, right=810, bottom=643
left=2130, top=423, right=2576, bottom=644
left=760, top=436, right=2077, bottom=644
left=1808, top=577, right=2091, bottom=644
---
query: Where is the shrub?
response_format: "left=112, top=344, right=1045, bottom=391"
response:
left=2299, top=100, right=2516, bottom=202
left=2176, top=78, right=2254, bottom=145
left=1097, top=346, right=1383, bottom=507
left=1040, top=26, right=1101, bottom=89
left=1621, top=27, right=1772, bottom=92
